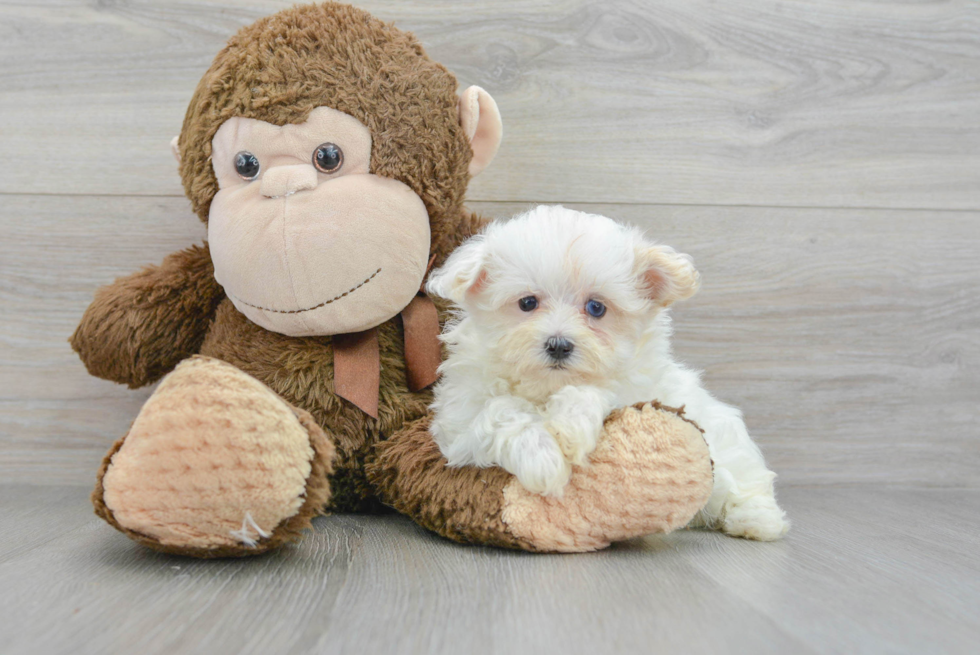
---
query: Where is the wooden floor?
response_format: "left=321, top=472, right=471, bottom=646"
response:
left=0, top=485, right=975, bottom=655
left=1, top=1, right=978, bottom=653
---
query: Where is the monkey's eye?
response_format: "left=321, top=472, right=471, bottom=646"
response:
left=313, top=142, right=344, bottom=173
left=518, top=296, right=538, bottom=312
left=585, top=299, right=606, bottom=318
left=234, top=151, right=260, bottom=180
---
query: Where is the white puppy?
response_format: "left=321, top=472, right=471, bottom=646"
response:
left=426, top=205, right=789, bottom=541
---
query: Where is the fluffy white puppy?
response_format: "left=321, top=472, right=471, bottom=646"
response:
left=426, top=205, right=789, bottom=541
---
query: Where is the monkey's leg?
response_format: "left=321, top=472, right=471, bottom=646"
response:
left=92, top=356, right=334, bottom=558
left=367, top=403, right=714, bottom=553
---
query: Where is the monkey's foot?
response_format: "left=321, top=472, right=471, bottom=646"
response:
left=93, top=356, right=334, bottom=557
left=368, top=402, right=713, bottom=553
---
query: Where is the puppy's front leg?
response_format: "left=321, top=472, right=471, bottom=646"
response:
left=479, top=395, right=571, bottom=496
left=659, top=371, right=790, bottom=541
left=545, top=385, right=616, bottom=465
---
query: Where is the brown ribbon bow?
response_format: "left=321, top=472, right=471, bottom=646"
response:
left=333, top=289, right=442, bottom=419
left=334, top=255, right=442, bottom=418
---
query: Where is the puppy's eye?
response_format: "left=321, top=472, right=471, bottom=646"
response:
left=234, top=151, right=260, bottom=180
left=518, top=296, right=538, bottom=312
left=313, top=142, right=344, bottom=173
left=585, top=299, right=606, bottom=318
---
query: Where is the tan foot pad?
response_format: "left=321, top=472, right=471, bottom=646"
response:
left=93, top=356, right=334, bottom=557
left=369, top=402, right=713, bottom=553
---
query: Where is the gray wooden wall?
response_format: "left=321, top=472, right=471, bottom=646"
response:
left=2, top=0, right=978, bottom=488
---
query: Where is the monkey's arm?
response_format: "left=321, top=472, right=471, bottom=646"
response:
left=70, top=244, right=225, bottom=388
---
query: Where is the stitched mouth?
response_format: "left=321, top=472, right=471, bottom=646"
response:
left=229, top=267, right=381, bottom=314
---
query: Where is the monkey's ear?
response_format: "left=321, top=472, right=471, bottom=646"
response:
left=170, top=136, right=181, bottom=163
left=634, top=244, right=701, bottom=307
left=425, top=235, right=488, bottom=304
left=458, top=86, right=502, bottom=177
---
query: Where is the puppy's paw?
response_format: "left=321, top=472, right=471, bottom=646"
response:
left=506, top=424, right=572, bottom=497
left=544, top=386, right=609, bottom=466
left=546, top=418, right=599, bottom=467
left=722, top=495, right=790, bottom=541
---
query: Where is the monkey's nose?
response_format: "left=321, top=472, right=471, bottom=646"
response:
left=260, top=164, right=319, bottom=198
left=544, top=336, right=574, bottom=363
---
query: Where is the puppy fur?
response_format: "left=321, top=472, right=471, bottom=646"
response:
left=426, top=205, right=789, bottom=541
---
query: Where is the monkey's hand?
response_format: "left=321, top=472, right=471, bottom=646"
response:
left=70, top=244, right=224, bottom=388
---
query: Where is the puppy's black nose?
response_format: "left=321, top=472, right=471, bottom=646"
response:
left=545, top=336, right=574, bottom=362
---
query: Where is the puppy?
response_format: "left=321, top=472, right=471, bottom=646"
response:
left=426, top=205, right=789, bottom=541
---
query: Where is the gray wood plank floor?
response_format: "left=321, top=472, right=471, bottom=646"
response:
left=1, top=485, right=977, bottom=655
left=2, top=0, right=978, bottom=653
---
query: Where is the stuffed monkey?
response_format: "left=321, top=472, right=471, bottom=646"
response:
left=71, top=2, right=713, bottom=557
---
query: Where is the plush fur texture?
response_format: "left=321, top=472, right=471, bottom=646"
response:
left=176, top=1, right=476, bottom=266
left=70, top=245, right=224, bottom=388
left=500, top=402, right=712, bottom=551
left=73, top=3, right=718, bottom=556
left=427, top=206, right=789, bottom=540
left=73, top=2, right=485, bottom=514
left=101, top=357, right=319, bottom=549
left=368, top=402, right=712, bottom=552
left=93, top=357, right=335, bottom=558
left=367, top=414, right=536, bottom=551
left=198, top=298, right=433, bottom=512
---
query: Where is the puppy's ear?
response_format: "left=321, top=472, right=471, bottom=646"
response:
left=634, top=244, right=700, bottom=306
left=425, top=236, right=488, bottom=304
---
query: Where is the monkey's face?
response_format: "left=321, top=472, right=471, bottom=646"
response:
left=207, top=107, right=431, bottom=336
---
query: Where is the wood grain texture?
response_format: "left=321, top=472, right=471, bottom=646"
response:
left=3, top=2, right=978, bottom=652
left=0, top=485, right=977, bottom=654
left=0, top=0, right=978, bottom=208
left=2, top=195, right=978, bottom=487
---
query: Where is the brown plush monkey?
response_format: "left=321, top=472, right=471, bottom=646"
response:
left=71, top=2, right=713, bottom=557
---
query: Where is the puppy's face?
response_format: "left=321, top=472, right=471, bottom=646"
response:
left=427, top=206, right=700, bottom=397
left=478, top=277, right=640, bottom=392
